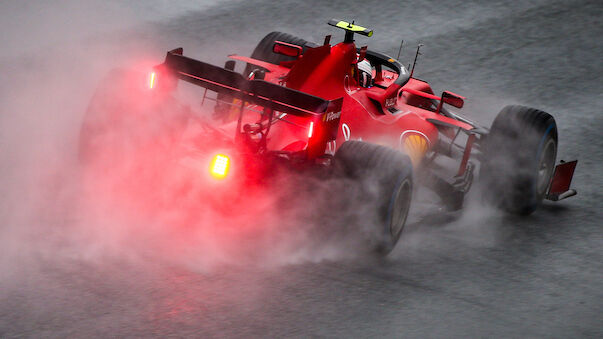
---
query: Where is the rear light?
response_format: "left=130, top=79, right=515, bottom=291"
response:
left=210, top=154, right=230, bottom=179
left=148, top=71, right=157, bottom=89
left=308, top=121, right=314, bottom=138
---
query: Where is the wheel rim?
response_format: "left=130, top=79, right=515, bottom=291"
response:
left=536, top=138, right=556, bottom=196
left=390, top=179, right=412, bottom=238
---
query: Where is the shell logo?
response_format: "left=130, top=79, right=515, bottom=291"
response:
left=400, top=130, right=430, bottom=166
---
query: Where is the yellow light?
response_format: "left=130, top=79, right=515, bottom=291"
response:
left=402, top=132, right=429, bottom=166
left=149, top=72, right=156, bottom=89
left=210, top=154, right=230, bottom=179
left=308, top=122, right=314, bottom=138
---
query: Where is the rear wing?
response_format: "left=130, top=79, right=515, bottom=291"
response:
left=158, top=48, right=342, bottom=119
left=155, top=48, right=343, bottom=158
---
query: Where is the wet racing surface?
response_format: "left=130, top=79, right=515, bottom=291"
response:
left=1, top=0, right=602, bottom=337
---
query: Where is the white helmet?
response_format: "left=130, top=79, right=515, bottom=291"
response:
left=357, top=59, right=373, bottom=88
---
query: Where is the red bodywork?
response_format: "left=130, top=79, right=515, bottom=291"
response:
left=227, top=38, right=474, bottom=168
left=80, top=24, right=578, bottom=222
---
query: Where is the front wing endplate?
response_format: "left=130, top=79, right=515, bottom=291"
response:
left=546, top=160, right=578, bottom=201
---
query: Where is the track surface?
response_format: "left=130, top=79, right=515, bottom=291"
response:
left=1, top=0, right=602, bottom=337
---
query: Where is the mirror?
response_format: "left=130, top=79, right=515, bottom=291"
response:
left=441, top=91, right=464, bottom=109
left=273, top=41, right=302, bottom=58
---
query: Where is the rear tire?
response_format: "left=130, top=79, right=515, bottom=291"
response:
left=334, top=141, right=413, bottom=255
left=244, top=31, right=316, bottom=77
left=480, top=105, right=558, bottom=215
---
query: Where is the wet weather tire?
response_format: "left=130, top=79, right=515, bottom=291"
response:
left=480, top=105, right=558, bottom=215
left=334, top=141, right=413, bottom=255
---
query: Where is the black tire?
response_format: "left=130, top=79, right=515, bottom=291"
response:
left=244, top=31, right=316, bottom=77
left=480, top=105, right=558, bottom=215
left=334, top=141, right=413, bottom=254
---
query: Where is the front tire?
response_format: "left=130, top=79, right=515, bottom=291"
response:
left=480, top=105, right=558, bottom=215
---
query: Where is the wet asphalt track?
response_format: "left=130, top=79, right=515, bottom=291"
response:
left=1, top=0, right=602, bottom=337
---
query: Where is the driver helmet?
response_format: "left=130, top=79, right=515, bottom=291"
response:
left=357, top=59, right=373, bottom=88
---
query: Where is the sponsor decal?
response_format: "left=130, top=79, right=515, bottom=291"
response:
left=342, top=123, right=351, bottom=141
left=400, top=130, right=431, bottom=166
left=326, top=140, right=337, bottom=154
left=325, top=110, right=342, bottom=122
left=385, top=97, right=397, bottom=108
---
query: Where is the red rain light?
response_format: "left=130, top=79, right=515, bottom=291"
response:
left=210, top=154, right=230, bottom=179
left=308, top=121, right=314, bottom=138
left=148, top=72, right=157, bottom=89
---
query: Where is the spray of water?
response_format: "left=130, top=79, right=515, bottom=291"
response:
left=0, top=2, right=516, bottom=284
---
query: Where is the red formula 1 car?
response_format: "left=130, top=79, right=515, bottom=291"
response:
left=80, top=20, right=577, bottom=254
